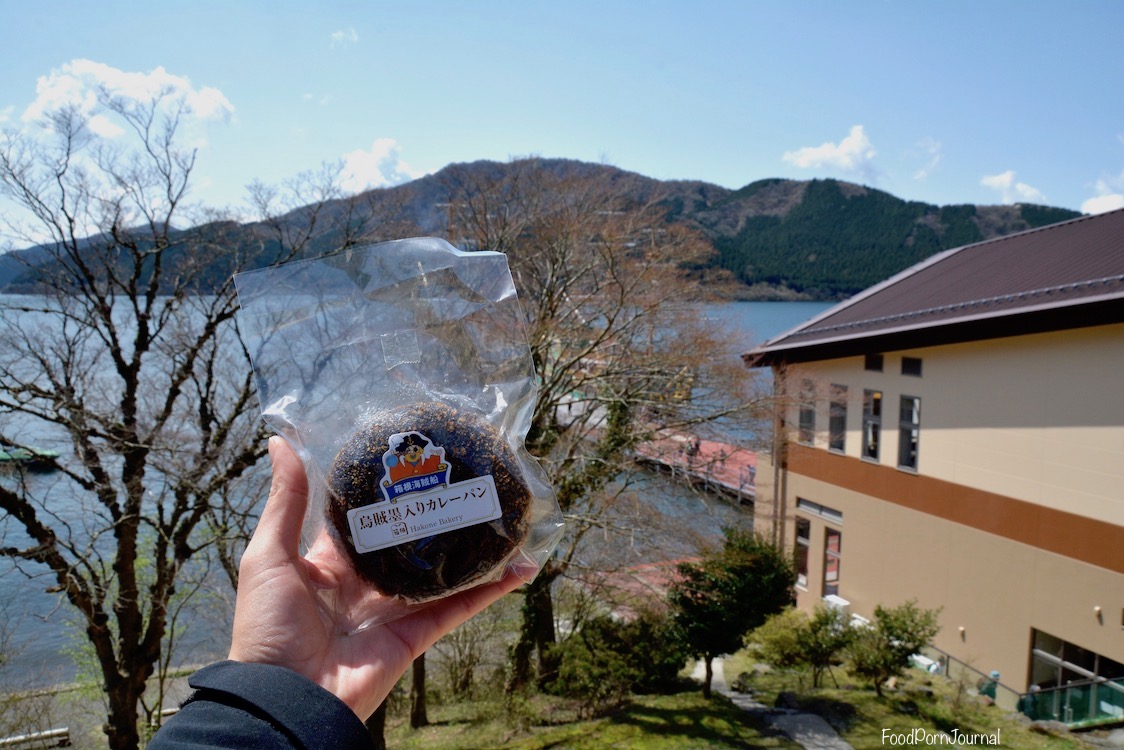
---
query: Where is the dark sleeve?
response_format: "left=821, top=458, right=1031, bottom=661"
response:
left=147, top=661, right=374, bottom=750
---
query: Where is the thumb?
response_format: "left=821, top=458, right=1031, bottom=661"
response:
left=251, top=436, right=310, bottom=559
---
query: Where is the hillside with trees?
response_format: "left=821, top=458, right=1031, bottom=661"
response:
left=0, top=158, right=1082, bottom=300
left=699, top=178, right=1080, bottom=298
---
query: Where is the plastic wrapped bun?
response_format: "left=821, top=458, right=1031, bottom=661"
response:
left=233, top=237, right=563, bottom=628
left=327, top=402, right=531, bottom=600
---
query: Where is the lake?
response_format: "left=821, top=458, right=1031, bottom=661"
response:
left=0, top=299, right=834, bottom=688
left=704, top=300, right=835, bottom=353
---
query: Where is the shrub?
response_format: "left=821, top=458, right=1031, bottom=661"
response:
left=550, top=609, right=690, bottom=717
left=748, top=608, right=808, bottom=672
left=847, top=600, right=941, bottom=697
left=626, top=608, right=693, bottom=694
left=550, top=616, right=639, bottom=716
left=749, top=605, right=854, bottom=688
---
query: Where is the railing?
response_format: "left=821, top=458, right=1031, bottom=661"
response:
left=0, top=728, right=70, bottom=749
left=919, top=646, right=1020, bottom=711
left=919, top=645, right=1124, bottom=728
left=1019, top=676, right=1124, bottom=728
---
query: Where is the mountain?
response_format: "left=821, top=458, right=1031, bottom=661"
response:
left=684, top=178, right=1081, bottom=298
left=0, top=158, right=1083, bottom=299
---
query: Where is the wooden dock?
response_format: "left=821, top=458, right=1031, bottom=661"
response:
left=634, top=432, right=756, bottom=505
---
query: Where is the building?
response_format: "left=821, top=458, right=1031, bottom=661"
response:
left=744, top=207, right=1124, bottom=726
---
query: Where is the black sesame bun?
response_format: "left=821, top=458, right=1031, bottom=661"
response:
left=327, top=402, right=531, bottom=600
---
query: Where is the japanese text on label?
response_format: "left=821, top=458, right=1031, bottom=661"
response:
left=347, top=475, right=501, bottom=553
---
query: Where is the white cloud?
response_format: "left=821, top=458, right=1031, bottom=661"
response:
left=341, top=138, right=426, bottom=193
left=86, top=113, right=124, bottom=138
left=22, top=60, right=234, bottom=130
left=783, top=125, right=877, bottom=180
left=1082, top=194, right=1124, bottom=214
left=912, top=137, right=942, bottom=181
left=330, top=28, right=359, bottom=48
left=4, top=60, right=236, bottom=225
left=1081, top=173, right=1124, bottom=215
left=980, top=170, right=1046, bottom=204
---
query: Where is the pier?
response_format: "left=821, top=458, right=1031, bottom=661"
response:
left=634, top=432, right=757, bottom=505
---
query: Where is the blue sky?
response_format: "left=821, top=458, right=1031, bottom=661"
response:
left=3, top=0, right=1123, bottom=217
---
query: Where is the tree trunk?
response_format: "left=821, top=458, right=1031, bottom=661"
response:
left=104, top=674, right=146, bottom=750
left=410, top=654, right=428, bottom=728
left=365, top=701, right=388, bottom=750
left=702, top=655, right=714, bottom=699
left=507, top=571, right=558, bottom=692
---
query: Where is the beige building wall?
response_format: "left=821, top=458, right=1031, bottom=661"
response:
left=761, top=322, right=1124, bottom=693
left=787, top=323, right=1124, bottom=523
left=769, top=468, right=1123, bottom=691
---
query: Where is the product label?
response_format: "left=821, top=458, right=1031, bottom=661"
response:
left=347, top=475, right=501, bottom=552
left=345, top=430, right=501, bottom=552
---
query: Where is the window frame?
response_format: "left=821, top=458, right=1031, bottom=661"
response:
left=797, top=379, right=816, bottom=445
left=823, top=527, right=842, bottom=597
left=796, top=498, right=843, bottom=524
left=901, top=356, right=923, bottom=377
left=828, top=384, right=847, bottom=453
left=862, top=389, right=882, bottom=461
left=795, top=517, right=811, bottom=589
left=898, top=394, right=921, bottom=471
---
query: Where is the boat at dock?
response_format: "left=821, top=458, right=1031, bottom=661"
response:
left=0, top=444, right=60, bottom=468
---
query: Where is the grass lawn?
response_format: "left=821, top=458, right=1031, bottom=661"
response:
left=722, top=651, right=1091, bottom=750
left=385, top=690, right=801, bottom=749
left=380, top=650, right=1108, bottom=749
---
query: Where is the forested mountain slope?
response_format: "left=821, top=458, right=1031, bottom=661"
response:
left=0, top=158, right=1081, bottom=299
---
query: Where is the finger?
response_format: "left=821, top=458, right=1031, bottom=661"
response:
left=252, top=436, right=310, bottom=558
left=388, top=564, right=533, bottom=658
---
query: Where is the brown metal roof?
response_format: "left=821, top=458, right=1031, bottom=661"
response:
left=747, top=207, right=1124, bottom=366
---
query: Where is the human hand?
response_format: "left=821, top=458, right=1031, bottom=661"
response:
left=228, top=436, right=531, bottom=720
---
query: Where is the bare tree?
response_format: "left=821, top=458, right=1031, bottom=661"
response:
left=425, top=588, right=522, bottom=705
left=443, top=159, right=769, bottom=691
left=0, top=603, right=60, bottom=746
left=0, top=89, right=386, bottom=750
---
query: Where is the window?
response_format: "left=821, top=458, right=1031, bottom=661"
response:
left=795, top=518, right=811, bottom=588
left=823, top=528, right=842, bottom=597
left=898, top=396, right=921, bottom=470
left=901, top=356, right=923, bottom=377
left=829, top=384, right=847, bottom=452
left=1030, top=629, right=1124, bottom=721
left=864, top=354, right=883, bottom=372
left=798, top=379, right=815, bottom=445
left=862, top=389, right=882, bottom=460
left=796, top=498, right=843, bottom=524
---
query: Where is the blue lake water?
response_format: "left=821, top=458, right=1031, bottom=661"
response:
left=705, top=300, right=834, bottom=352
left=0, top=299, right=834, bottom=687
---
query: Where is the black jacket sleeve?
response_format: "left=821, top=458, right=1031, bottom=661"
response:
left=147, top=661, right=374, bottom=750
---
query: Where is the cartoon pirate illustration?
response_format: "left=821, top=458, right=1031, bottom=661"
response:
left=380, top=431, right=450, bottom=502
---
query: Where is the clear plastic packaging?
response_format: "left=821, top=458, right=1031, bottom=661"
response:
left=234, top=237, right=563, bottom=632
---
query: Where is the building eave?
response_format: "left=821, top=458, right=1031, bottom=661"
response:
left=744, top=293, right=1124, bottom=367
